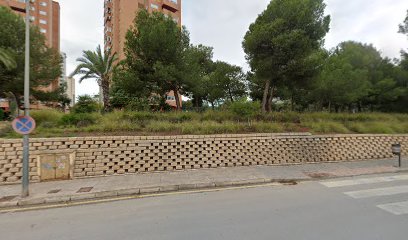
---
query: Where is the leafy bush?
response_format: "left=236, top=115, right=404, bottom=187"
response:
left=72, top=95, right=101, bottom=114
left=125, top=97, right=151, bottom=111
left=229, top=100, right=260, bottom=120
left=0, top=109, right=4, bottom=121
left=31, top=109, right=64, bottom=127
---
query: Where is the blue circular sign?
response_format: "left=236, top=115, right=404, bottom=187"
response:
left=12, top=116, right=36, bottom=135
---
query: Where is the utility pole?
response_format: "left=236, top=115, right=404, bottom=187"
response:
left=22, top=0, right=31, bottom=198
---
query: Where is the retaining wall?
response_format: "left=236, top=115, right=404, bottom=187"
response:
left=0, top=133, right=407, bottom=184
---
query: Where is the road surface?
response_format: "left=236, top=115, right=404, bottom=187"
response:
left=1, top=172, right=408, bottom=240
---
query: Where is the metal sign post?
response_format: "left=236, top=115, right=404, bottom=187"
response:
left=392, top=143, right=402, bottom=168
left=22, top=0, right=31, bottom=198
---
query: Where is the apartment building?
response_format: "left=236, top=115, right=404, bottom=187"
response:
left=0, top=0, right=60, bottom=51
left=104, top=0, right=181, bottom=60
left=60, top=52, right=76, bottom=107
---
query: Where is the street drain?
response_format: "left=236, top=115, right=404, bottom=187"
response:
left=306, top=172, right=334, bottom=179
left=48, top=189, right=61, bottom=194
left=77, top=187, right=93, bottom=193
left=0, top=195, right=17, bottom=202
left=278, top=180, right=298, bottom=185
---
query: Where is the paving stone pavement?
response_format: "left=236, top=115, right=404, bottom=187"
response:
left=0, top=158, right=407, bottom=209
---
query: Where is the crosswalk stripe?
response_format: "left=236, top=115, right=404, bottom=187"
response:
left=344, top=185, right=408, bottom=199
left=320, top=175, right=408, bottom=188
left=377, top=201, right=408, bottom=215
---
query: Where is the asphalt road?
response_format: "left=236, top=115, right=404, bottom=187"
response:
left=1, top=173, right=408, bottom=240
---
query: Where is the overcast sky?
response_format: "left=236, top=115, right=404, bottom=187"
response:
left=56, top=0, right=408, bottom=97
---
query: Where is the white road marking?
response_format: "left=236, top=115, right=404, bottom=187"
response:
left=378, top=201, right=408, bottom=215
left=344, top=185, right=408, bottom=199
left=320, top=175, right=408, bottom=188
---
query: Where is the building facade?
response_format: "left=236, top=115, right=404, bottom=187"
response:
left=60, top=52, right=76, bottom=107
left=0, top=0, right=60, bottom=51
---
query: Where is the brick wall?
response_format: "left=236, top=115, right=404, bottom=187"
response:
left=1, top=133, right=407, bottom=184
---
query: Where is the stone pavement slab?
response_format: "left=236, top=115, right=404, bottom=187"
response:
left=0, top=158, right=407, bottom=209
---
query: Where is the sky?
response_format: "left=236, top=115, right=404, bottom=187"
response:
left=56, top=0, right=408, bottom=97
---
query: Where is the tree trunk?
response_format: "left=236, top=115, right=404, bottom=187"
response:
left=101, top=79, right=110, bottom=113
left=262, top=80, right=270, bottom=113
left=99, top=85, right=103, bottom=106
left=266, top=86, right=275, bottom=112
left=228, top=88, right=234, bottom=103
left=173, top=90, right=181, bottom=111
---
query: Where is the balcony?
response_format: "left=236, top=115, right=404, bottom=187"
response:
left=162, top=0, right=178, bottom=13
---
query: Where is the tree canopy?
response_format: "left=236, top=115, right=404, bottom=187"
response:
left=70, top=45, right=118, bottom=112
left=123, top=10, right=190, bottom=110
left=243, top=0, right=330, bottom=112
left=0, top=6, right=62, bottom=103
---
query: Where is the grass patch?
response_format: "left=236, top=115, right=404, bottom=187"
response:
left=0, top=111, right=407, bottom=138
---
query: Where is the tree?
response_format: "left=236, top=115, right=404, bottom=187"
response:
left=209, top=61, right=247, bottom=103
left=124, top=10, right=190, bottom=110
left=399, top=10, right=408, bottom=35
left=70, top=45, right=118, bottom=112
left=0, top=48, right=16, bottom=70
left=0, top=6, right=62, bottom=103
left=243, top=0, right=330, bottom=112
left=184, top=44, right=215, bottom=108
left=312, top=41, right=406, bottom=112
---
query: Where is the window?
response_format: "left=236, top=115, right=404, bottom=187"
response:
left=40, top=19, right=47, bottom=24
left=166, top=96, right=176, bottom=101
left=39, top=11, right=47, bottom=16
left=150, top=3, right=159, bottom=10
left=40, top=28, right=47, bottom=33
left=40, top=2, right=47, bottom=7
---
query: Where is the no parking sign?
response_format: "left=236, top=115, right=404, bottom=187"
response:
left=12, top=116, right=36, bottom=135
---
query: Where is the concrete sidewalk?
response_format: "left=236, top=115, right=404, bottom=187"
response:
left=0, top=158, right=406, bottom=209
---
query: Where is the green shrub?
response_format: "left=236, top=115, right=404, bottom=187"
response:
left=125, top=97, right=151, bottom=111
left=60, top=113, right=101, bottom=127
left=229, top=100, right=260, bottom=120
left=73, top=95, right=100, bottom=114
left=31, top=110, right=64, bottom=127
left=0, top=109, right=4, bottom=121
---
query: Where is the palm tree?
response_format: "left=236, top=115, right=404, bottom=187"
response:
left=0, top=48, right=16, bottom=70
left=70, top=45, right=118, bottom=112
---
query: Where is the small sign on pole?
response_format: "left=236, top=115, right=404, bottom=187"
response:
left=12, top=116, right=36, bottom=135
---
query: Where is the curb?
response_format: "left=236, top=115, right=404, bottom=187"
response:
left=0, top=178, right=300, bottom=211
left=1, top=168, right=407, bottom=211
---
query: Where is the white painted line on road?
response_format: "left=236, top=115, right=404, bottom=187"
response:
left=344, top=185, right=408, bottom=199
left=320, top=175, right=408, bottom=188
left=378, top=201, right=408, bottom=215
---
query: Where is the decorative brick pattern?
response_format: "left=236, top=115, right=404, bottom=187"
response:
left=0, top=133, right=407, bottom=184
